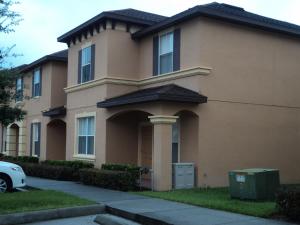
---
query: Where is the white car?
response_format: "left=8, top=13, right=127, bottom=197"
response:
left=0, top=161, right=26, bottom=193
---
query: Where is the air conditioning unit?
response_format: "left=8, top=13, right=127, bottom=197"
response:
left=172, top=163, right=195, bottom=189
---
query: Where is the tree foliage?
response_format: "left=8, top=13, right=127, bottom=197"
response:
left=0, top=0, right=26, bottom=127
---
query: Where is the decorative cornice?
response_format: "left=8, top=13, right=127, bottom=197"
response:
left=148, top=115, right=179, bottom=124
left=64, top=66, right=211, bottom=93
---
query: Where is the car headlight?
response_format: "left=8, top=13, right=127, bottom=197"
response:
left=10, top=166, right=23, bottom=172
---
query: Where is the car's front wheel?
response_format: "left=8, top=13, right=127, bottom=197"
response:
left=0, top=175, right=12, bottom=193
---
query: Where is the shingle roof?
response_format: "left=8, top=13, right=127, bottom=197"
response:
left=97, top=84, right=207, bottom=108
left=57, top=9, right=167, bottom=43
left=133, top=2, right=300, bottom=38
left=42, top=106, right=66, bottom=117
left=20, top=49, right=68, bottom=73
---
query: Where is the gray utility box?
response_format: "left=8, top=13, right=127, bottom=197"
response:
left=172, top=163, right=194, bottom=189
left=229, top=168, right=280, bottom=200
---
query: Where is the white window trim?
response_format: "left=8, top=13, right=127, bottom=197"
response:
left=16, top=78, right=23, bottom=103
left=158, top=31, right=174, bottom=75
left=31, top=122, right=40, bottom=157
left=172, top=118, right=180, bottom=163
left=74, top=112, right=96, bottom=158
left=81, top=46, right=92, bottom=84
left=33, top=68, right=41, bottom=97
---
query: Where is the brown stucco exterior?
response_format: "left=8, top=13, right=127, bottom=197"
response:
left=6, top=5, right=300, bottom=190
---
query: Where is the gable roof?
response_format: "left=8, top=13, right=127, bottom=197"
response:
left=20, top=50, right=68, bottom=73
left=57, top=9, right=167, bottom=43
left=97, top=84, right=207, bottom=108
left=132, top=2, right=300, bottom=39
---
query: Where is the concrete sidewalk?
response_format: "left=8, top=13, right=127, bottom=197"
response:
left=27, top=177, right=295, bottom=225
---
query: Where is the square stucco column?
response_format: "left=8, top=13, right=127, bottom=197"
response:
left=149, top=115, right=178, bottom=191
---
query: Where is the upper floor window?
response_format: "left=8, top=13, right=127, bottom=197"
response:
left=78, top=44, right=95, bottom=84
left=159, top=32, right=173, bottom=74
left=32, top=68, right=41, bottom=97
left=81, top=46, right=91, bottom=82
left=77, top=116, right=95, bottom=155
left=16, top=77, right=23, bottom=102
left=153, top=29, right=180, bottom=76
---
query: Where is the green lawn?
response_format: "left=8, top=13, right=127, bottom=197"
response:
left=135, top=187, right=276, bottom=217
left=0, top=190, right=94, bottom=215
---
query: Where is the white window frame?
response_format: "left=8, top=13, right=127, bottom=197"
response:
left=32, top=122, right=39, bottom=157
left=74, top=112, right=96, bottom=160
left=172, top=119, right=180, bottom=163
left=81, top=46, right=92, bottom=83
left=33, top=68, right=41, bottom=97
left=158, top=31, right=174, bottom=75
left=16, top=77, right=22, bottom=102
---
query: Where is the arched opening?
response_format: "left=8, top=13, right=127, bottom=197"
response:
left=8, top=124, right=20, bottom=156
left=46, top=119, right=66, bottom=160
left=106, top=110, right=153, bottom=188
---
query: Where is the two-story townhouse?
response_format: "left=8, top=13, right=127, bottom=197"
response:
left=4, top=50, right=68, bottom=161
left=56, top=2, right=300, bottom=191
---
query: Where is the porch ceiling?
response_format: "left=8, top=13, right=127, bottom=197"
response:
left=97, top=84, right=207, bottom=108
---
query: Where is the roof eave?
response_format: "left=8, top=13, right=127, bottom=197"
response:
left=57, top=12, right=155, bottom=43
left=132, top=8, right=300, bottom=39
left=20, top=56, right=67, bottom=73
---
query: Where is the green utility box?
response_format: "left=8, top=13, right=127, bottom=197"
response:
left=229, top=168, right=280, bottom=200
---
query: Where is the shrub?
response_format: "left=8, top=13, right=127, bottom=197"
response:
left=276, top=186, right=300, bottom=221
left=1, top=155, right=39, bottom=163
left=101, top=163, right=141, bottom=175
left=19, top=162, right=79, bottom=181
left=79, top=168, right=138, bottom=191
left=42, top=160, right=94, bottom=169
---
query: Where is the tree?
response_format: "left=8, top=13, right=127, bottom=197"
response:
left=0, top=0, right=26, bottom=152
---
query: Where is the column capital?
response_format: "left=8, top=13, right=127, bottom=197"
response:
left=148, top=115, right=178, bottom=124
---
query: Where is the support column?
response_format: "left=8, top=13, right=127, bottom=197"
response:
left=149, top=115, right=178, bottom=191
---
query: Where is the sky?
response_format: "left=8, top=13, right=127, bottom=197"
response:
left=1, top=0, right=300, bottom=67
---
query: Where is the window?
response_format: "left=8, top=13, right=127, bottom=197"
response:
left=16, top=77, right=23, bottom=102
left=172, top=121, right=179, bottom=163
left=33, top=69, right=41, bottom=97
left=159, top=32, right=173, bottom=74
left=81, top=46, right=92, bottom=83
left=31, top=122, right=40, bottom=156
left=77, top=116, right=95, bottom=155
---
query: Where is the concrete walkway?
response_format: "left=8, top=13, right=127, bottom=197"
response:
left=27, top=177, right=295, bottom=225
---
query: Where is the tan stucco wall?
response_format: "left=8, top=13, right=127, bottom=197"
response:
left=64, top=15, right=300, bottom=187
left=12, top=61, right=67, bottom=160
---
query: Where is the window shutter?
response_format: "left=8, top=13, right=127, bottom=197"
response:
left=39, top=67, right=42, bottom=96
left=30, top=123, right=33, bottom=156
left=153, top=35, right=159, bottom=76
left=173, top=28, right=181, bottom=71
left=36, top=122, right=41, bottom=157
left=91, top=44, right=95, bottom=80
left=78, top=49, right=82, bottom=84
left=31, top=71, right=34, bottom=97
left=21, top=76, right=24, bottom=101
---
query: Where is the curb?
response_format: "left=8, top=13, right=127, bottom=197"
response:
left=105, top=206, right=172, bottom=225
left=94, top=213, right=141, bottom=225
left=0, top=204, right=105, bottom=225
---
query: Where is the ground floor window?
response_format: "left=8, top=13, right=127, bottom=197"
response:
left=77, top=116, right=95, bottom=155
left=172, top=120, right=180, bottom=163
left=31, top=122, right=41, bottom=156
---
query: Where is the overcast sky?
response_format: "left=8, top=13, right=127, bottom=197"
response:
left=2, top=0, right=300, bottom=67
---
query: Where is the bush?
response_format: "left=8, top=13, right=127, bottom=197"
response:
left=276, top=186, right=300, bottom=221
left=79, top=168, right=138, bottom=191
left=101, top=163, right=141, bottom=175
left=42, top=160, right=94, bottom=169
left=1, top=155, right=39, bottom=163
left=19, top=162, right=79, bottom=181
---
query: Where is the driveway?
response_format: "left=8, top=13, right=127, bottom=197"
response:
left=27, top=177, right=295, bottom=225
